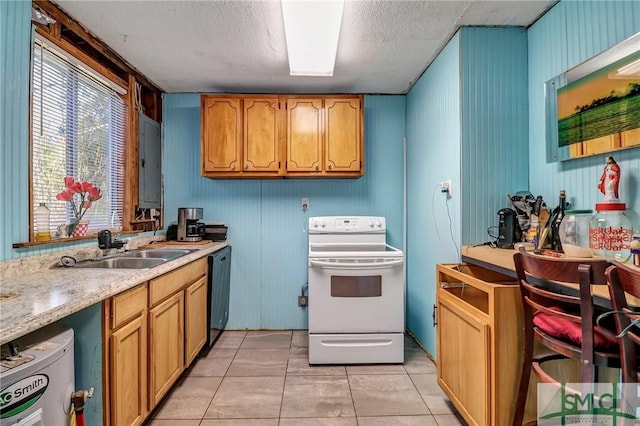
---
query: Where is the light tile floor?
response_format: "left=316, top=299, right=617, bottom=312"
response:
left=149, top=330, right=467, bottom=426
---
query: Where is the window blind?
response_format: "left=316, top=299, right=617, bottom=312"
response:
left=31, top=37, right=126, bottom=235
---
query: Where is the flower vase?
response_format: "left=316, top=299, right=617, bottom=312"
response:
left=69, top=220, right=89, bottom=237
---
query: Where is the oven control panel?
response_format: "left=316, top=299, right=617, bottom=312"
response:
left=309, top=216, right=386, bottom=233
left=336, top=218, right=359, bottom=229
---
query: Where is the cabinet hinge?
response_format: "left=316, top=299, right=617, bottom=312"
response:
left=432, top=304, right=438, bottom=327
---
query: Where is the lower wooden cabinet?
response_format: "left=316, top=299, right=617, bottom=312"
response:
left=104, top=257, right=208, bottom=426
left=149, top=291, right=185, bottom=407
left=438, top=291, right=490, bottom=424
left=104, top=284, right=148, bottom=426
left=436, top=263, right=522, bottom=426
left=185, top=276, right=208, bottom=365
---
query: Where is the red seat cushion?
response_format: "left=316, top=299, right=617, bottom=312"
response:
left=533, top=308, right=618, bottom=350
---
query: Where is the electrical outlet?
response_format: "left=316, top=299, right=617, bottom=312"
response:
left=298, top=295, right=308, bottom=307
left=301, top=197, right=309, bottom=211
left=440, top=180, right=452, bottom=197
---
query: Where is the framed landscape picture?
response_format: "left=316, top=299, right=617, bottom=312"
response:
left=556, top=50, right=640, bottom=158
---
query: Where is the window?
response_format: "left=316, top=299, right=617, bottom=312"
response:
left=31, top=37, right=126, bottom=237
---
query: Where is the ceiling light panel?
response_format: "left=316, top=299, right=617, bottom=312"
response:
left=281, top=0, right=344, bottom=76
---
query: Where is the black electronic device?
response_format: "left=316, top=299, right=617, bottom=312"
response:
left=497, top=208, right=521, bottom=248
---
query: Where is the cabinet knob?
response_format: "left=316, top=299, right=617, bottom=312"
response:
left=231, top=164, right=236, bottom=170
left=315, top=164, right=319, bottom=171
left=328, top=163, right=332, bottom=170
left=244, top=163, right=249, bottom=170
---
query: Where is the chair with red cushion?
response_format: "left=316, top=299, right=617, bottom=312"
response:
left=605, top=261, right=640, bottom=383
left=511, top=247, right=619, bottom=426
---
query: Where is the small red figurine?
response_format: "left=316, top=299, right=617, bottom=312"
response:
left=598, top=156, right=620, bottom=202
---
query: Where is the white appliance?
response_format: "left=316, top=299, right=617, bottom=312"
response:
left=307, top=216, right=405, bottom=364
left=0, top=324, right=74, bottom=426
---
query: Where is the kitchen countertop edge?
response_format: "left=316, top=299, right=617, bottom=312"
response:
left=0, top=242, right=228, bottom=345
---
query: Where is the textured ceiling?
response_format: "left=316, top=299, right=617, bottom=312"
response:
left=53, top=0, right=556, bottom=94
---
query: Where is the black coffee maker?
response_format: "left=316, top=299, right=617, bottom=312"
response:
left=497, top=208, right=521, bottom=248
left=177, top=207, right=205, bottom=242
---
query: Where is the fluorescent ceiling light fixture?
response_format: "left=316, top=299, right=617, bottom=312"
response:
left=281, top=0, right=344, bottom=76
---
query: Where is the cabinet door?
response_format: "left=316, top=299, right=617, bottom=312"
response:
left=243, top=97, right=281, bottom=173
left=149, top=292, right=184, bottom=407
left=185, top=276, right=207, bottom=366
left=325, top=98, right=362, bottom=173
left=201, top=96, right=242, bottom=173
left=286, top=98, right=323, bottom=172
left=110, top=314, right=147, bottom=426
left=437, top=292, right=490, bottom=426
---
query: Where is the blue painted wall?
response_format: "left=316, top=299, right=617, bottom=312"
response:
left=1, top=1, right=31, bottom=260
left=528, top=1, right=640, bottom=225
left=163, top=94, right=406, bottom=330
left=406, top=33, right=461, bottom=355
left=460, top=27, right=529, bottom=244
left=405, top=27, right=529, bottom=356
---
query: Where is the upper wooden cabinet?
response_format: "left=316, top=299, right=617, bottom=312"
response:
left=243, top=97, right=282, bottom=173
left=287, top=98, right=323, bottom=173
left=201, top=97, right=242, bottom=173
left=201, top=94, right=363, bottom=178
left=201, top=95, right=282, bottom=177
left=325, top=98, right=362, bottom=173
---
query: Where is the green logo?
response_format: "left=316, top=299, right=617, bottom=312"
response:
left=538, top=383, right=639, bottom=425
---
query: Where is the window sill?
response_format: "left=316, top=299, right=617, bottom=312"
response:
left=12, top=231, right=140, bottom=249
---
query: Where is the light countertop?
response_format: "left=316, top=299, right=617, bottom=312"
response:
left=461, top=244, right=640, bottom=306
left=0, top=242, right=228, bottom=345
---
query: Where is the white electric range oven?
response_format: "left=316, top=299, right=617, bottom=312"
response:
left=307, top=216, right=405, bottom=364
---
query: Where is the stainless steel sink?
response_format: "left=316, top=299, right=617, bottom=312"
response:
left=76, top=257, right=168, bottom=269
left=124, top=249, right=195, bottom=259
left=74, top=248, right=197, bottom=269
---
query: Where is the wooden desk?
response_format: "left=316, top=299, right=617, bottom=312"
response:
left=461, top=245, right=640, bottom=307
left=439, top=246, right=638, bottom=425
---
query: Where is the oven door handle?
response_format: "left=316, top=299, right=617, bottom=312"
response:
left=309, top=259, right=403, bottom=269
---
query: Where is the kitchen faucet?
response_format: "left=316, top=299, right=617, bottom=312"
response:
left=98, top=229, right=125, bottom=251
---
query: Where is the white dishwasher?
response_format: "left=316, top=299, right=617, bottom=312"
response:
left=0, top=324, right=74, bottom=426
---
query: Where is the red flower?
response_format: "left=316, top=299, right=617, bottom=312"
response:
left=56, top=176, right=102, bottom=226
left=56, top=190, right=74, bottom=201
left=86, top=185, right=102, bottom=202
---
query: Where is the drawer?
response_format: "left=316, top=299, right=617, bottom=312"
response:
left=150, top=258, right=207, bottom=306
left=437, top=263, right=517, bottom=317
left=111, top=283, right=148, bottom=329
